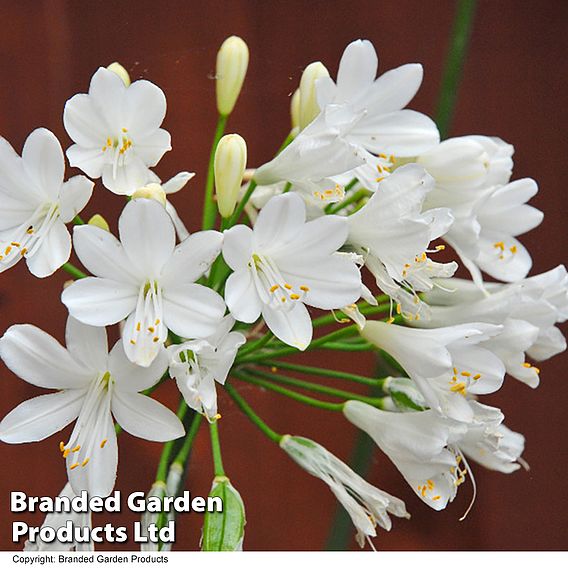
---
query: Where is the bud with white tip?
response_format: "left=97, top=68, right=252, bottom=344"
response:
left=87, top=214, right=110, bottom=232
left=107, top=62, right=130, bottom=86
left=290, top=88, right=301, bottom=135
left=214, top=134, right=247, bottom=218
left=132, top=183, right=167, bottom=206
left=298, top=62, right=329, bottom=130
left=216, top=36, right=249, bottom=116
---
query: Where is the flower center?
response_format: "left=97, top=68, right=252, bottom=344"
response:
left=448, top=366, right=482, bottom=397
left=102, top=127, right=134, bottom=179
left=0, top=202, right=60, bottom=269
left=249, top=253, right=310, bottom=310
left=493, top=240, right=518, bottom=262
left=60, top=371, right=112, bottom=469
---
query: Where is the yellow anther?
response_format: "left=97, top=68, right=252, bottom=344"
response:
left=414, top=313, right=420, bottom=321
left=122, top=127, right=128, bottom=133
left=383, top=165, right=391, bottom=172
left=522, top=362, right=531, bottom=368
left=389, top=154, right=395, bottom=163
left=20, top=248, right=28, bottom=256
left=427, top=479, right=434, bottom=489
left=493, top=241, right=505, bottom=251
left=100, top=439, right=108, bottom=448
left=510, top=245, right=517, bottom=254
left=534, top=366, right=540, bottom=374
left=377, top=164, right=383, bottom=173
left=290, top=293, right=300, bottom=300
left=11, top=242, right=20, bottom=247
left=450, top=382, right=467, bottom=395
left=284, top=284, right=292, bottom=290
left=59, top=441, right=65, bottom=452
left=148, top=326, right=155, bottom=333
left=375, top=176, right=384, bottom=183
left=421, top=486, right=427, bottom=497
left=433, top=495, right=441, bottom=501
left=387, top=317, right=395, bottom=324
left=461, top=371, right=471, bottom=377
left=72, top=445, right=81, bottom=453
left=435, top=245, right=446, bottom=251
left=379, top=153, right=387, bottom=159
left=396, top=303, right=401, bottom=315
left=136, top=322, right=141, bottom=332
left=26, top=228, right=34, bottom=234
left=270, top=366, right=278, bottom=373
left=324, top=189, right=333, bottom=195
left=63, top=449, right=70, bottom=458
left=453, top=367, right=458, bottom=375
left=81, top=458, right=90, bottom=467
left=269, top=284, right=279, bottom=293
left=5, top=246, right=12, bottom=255
left=153, top=337, right=159, bottom=343
left=214, top=413, right=222, bottom=420
left=155, top=319, right=161, bottom=325
left=300, top=285, right=310, bottom=292
left=473, top=374, right=481, bottom=380
left=421, top=252, right=427, bottom=261
left=130, top=339, right=136, bottom=345
left=281, top=297, right=286, bottom=303
left=70, top=463, right=80, bottom=470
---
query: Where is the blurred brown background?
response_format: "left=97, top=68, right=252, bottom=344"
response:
left=0, top=0, right=566, bottom=552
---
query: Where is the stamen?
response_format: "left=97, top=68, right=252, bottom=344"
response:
left=81, top=458, right=90, bottom=467
left=100, top=439, right=108, bottom=449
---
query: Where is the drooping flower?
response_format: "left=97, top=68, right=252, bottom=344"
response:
left=0, top=128, right=93, bottom=277
left=346, top=165, right=456, bottom=318
left=63, top=67, right=171, bottom=195
left=24, top=484, right=93, bottom=552
left=343, top=401, right=467, bottom=511
left=0, top=317, right=184, bottom=497
left=62, top=198, right=226, bottom=366
left=280, top=435, right=409, bottom=548
left=222, top=192, right=362, bottom=349
left=167, top=315, right=246, bottom=421
left=361, top=321, right=505, bottom=422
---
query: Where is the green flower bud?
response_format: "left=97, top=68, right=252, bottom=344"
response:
left=216, top=36, right=249, bottom=116
left=107, top=62, right=131, bottom=86
left=214, top=134, right=247, bottom=218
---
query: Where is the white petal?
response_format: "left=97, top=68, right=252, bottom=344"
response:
left=162, top=171, right=195, bottom=194
left=66, top=145, right=106, bottom=179
left=123, top=80, right=167, bottom=138
left=162, top=284, right=226, bottom=338
left=336, top=40, right=378, bottom=101
left=111, top=391, right=184, bottom=441
left=161, top=230, right=223, bottom=287
left=119, top=198, right=175, bottom=278
left=88, top=67, right=126, bottom=127
left=73, top=224, right=140, bottom=284
left=21, top=128, right=64, bottom=201
left=0, top=390, right=84, bottom=443
left=225, top=270, right=262, bottom=323
left=63, top=92, right=108, bottom=147
left=65, top=316, right=108, bottom=372
left=62, top=277, right=138, bottom=326
left=0, top=324, right=93, bottom=389
left=25, top=219, right=71, bottom=278
left=133, top=129, right=171, bottom=166
left=58, top=175, right=94, bottom=223
left=109, top=340, right=168, bottom=392
left=101, top=156, right=151, bottom=195
left=261, top=302, right=312, bottom=350
left=222, top=225, right=253, bottom=271
left=165, top=199, right=190, bottom=241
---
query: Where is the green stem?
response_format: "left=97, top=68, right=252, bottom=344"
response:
left=244, top=368, right=385, bottom=407
left=172, top=412, right=203, bottom=467
left=62, top=262, right=87, bottom=279
left=318, top=342, right=375, bottom=351
left=276, top=131, right=295, bottom=155
left=225, top=382, right=282, bottom=443
left=223, top=179, right=257, bottom=230
left=435, top=0, right=477, bottom=138
left=202, top=114, right=228, bottom=230
left=209, top=420, right=225, bottom=476
left=257, top=360, right=383, bottom=387
left=233, top=370, right=345, bottom=412
left=156, top=401, right=188, bottom=483
left=327, top=189, right=370, bottom=215
left=311, top=299, right=390, bottom=328
left=236, top=331, right=274, bottom=359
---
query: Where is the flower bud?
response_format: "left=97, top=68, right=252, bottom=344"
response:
left=202, top=476, right=245, bottom=551
left=290, top=88, right=301, bottom=132
left=132, top=183, right=167, bottom=206
left=216, top=36, right=249, bottom=116
left=214, top=134, right=247, bottom=218
left=299, top=61, right=329, bottom=130
left=87, top=214, right=110, bottom=232
left=107, top=62, right=131, bottom=87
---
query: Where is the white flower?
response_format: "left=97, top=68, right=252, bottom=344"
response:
left=64, top=67, right=171, bottom=195
left=0, top=128, right=93, bottom=277
left=62, top=198, right=226, bottom=367
left=222, top=193, right=362, bottom=349
left=0, top=317, right=184, bottom=497
left=343, top=402, right=467, bottom=511
left=361, top=321, right=505, bottom=422
left=168, top=315, right=246, bottom=421
left=346, top=165, right=456, bottom=318
left=24, top=484, right=93, bottom=552
left=280, top=435, right=409, bottom=548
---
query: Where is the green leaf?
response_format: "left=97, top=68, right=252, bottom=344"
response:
left=202, top=476, right=245, bottom=551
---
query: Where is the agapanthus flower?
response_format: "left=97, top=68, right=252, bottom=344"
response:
left=280, top=435, right=409, bottom=547
left=222, top=192, right=362, bottom=349
left=167, top=315, right=246, bottom=421
left=0, top=317, right=184, bottom=497
left=0, top=128, right=93, bottom=277
left=361, top=321, right=505, bottom=422
left=62, top=198, right=226, bottom=366
left=64, top=67, right=171, bottom=195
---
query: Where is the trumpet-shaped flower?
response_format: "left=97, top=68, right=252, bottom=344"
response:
left=0, top=128, right=93, bottom=278
left=64, top=67, right=171, bottom=195
left=168, top=315, right=246, bottom=421
left=343, top=402, right=467, bottom=511
left=280, top=435, right=409, bottom=547
left=361, top=321, right=505, bottom=422
left=222, top=193, right=362, bottom=349
left=0, top=317, right=184, bottom=497
left=347, top=165, right=456, bottom=318
left=62, top=198, right=226, bottom=366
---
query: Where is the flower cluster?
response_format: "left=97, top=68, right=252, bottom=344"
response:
left=0, top=37, right=565, bottom=551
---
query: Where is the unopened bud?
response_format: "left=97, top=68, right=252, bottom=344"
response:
left=132, top=183, right=166, bottom=206
left=88, top=214, right=110, bottom=232
left=107, top=62, right=131, bottom=87
left=290, top=88, right=301, bottom=131
left=299, top=62, right=329, bottom=130
left=216, top=36, right=249, bottom=116
left=214, top=134, right=247, bottom=218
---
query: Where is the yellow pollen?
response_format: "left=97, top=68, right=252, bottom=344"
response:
left=493, top=241, right=505, bottom=251
left=62, top=449, right=70, bottom=458
left=389, top=154, right=395, bottom=163
left=433, top=495, right=441, bottom=501
left=11, top=242, right=20, bottom=247
left=387, top=317, right=395, bottom=324
left=436, top=245, right=446, bottom=251
left=290, top=293, right=300, bottom=300
left=155, top=319, right=161, bottom=325
left=300, top=285, right=310, bottom=292
left=269, top=284, right=279, bottom=293
left=5, top=246, right=12, bottom=255
left=461, top=371, right=471, bottom=377
left=421, top=486, right=427, bottom=497
left=453, top=367, right=458, bottom=375
left=379, top=153, right=387, bottom=159
left=281, top=297, right=286, bottom=303
left=81, top=458, right=90, bottom=467
left=473, top=374, right=481, bottom=380
left=421, top=252, right=427, bottom=261
left=383, top=165, right=391, bottom=173
left=26, top=228, right=34, bottom=234
left=72, top=445, right=81, bottom=452
left=20, top=248, right=28, bottom=256
left=534, top=366, right=540, bottom=374
left=214, top=413, right=222, bottom=420
left=270, top=366, right=278, bottom=373
left=130, top=339, right=136, bottom=345
left=522, top=362, right=531, bottom=368
left=427, top=479, right=434, bottom=489
left=136, top=322, right=141, bottom=332
left=122, top=128, right=128, bottom=133
left=153, top=337, right=159, bottom=342
left=450, top=382, right=467, bottom=395
left=284, top=284, right=292, bottom=290
left=70, top=463, right=80, bottom=470
left=100, top=439, right=108, bottom=448
left=414, top=313, right=420, bottom=321
left=107, top=137, right=112, bottom=146
left=396, top=303, right=402, bottom=315
left=324, top=189, right=333, bottom=196
left=375, top=176, right=385, bottom=183
left=510, top=246, right=517, bottom=254
left=59, top=441, right=65, bottom=452
left=148, top=326, right=155, bottom=333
